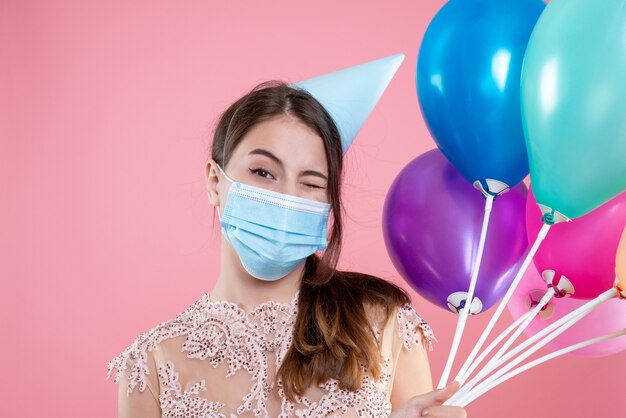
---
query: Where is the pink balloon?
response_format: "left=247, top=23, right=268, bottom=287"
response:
left=507, top=262, right=626, bottom=358
left=526, top=188, right=626, bottom=299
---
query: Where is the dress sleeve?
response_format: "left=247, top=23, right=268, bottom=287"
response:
left=107, top=334, right=162, bottom=417
left=385, top=303, right=437, bottom=407
left=395, top=302, right=436, bottom=352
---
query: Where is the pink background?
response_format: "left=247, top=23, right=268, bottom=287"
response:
left=2, top=0, right=624, bottom=416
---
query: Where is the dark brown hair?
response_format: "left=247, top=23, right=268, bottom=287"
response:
left=209, top=80, right=411, bottom=400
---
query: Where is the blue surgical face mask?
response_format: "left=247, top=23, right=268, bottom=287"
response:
left=216, top=164, right=331, bottom=281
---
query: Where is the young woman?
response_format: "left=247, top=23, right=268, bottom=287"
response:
left=107, top=80, right=467, bottom=418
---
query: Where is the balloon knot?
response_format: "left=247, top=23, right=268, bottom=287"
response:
left=451, top=299, right=466, bottom=313
left=542, top=210, right=556, bottom=225
left=616, top=283, right=626, bottom=300
left=547, top=282, right=569, bottom=298
left=485, top=191, right=499, bottom=202
left=528, top=293, right=550, bottom=310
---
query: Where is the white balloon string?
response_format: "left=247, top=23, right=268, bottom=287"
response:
left=458, top=328, right=626, bottom=407
left=438, top=193, right=494, bottom=389
left=479, top=287, right=618, bottom=375
left=459, top=288, right=554, bottom=386
left=452, top=288, right=616, bottom=406
left=456, top=310, right=532, bottom=387
left=447, top=222, right=552, bottom=403
left=450, top=288, right=557, bottom=403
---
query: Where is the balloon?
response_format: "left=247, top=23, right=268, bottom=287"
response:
left=526, top=188, right=626, bottom=299
left=383, top=149, right=528, bottom=313
left=507, top=262, right=626, bottom=358
left=521, top=0, right=626, bottom=220
left=617, top=226, right=626, bottom=294
left=416, top=0, right=545, bottom=191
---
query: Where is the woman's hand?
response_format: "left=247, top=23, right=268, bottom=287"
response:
left=389, top=381, right=467, bottom=418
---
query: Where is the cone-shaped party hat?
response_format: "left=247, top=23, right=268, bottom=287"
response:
left=292, top=53, right=405, bottom=154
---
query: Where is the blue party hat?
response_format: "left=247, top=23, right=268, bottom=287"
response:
left=292, top=53, right=405, bottom=155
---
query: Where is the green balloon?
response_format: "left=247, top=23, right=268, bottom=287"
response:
left=521, top=0, right=626, bottom=221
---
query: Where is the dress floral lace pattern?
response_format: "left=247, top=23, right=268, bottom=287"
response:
left=274, top=359, right=394, bottom=418
left=158, top=360, right=226, bottom=418
left=396, top=303, right=436, bottom=351
left=106, top=292, right=434, bottom=417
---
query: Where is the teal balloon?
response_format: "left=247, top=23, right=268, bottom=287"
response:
left=521, top=0, right=626, bottom=220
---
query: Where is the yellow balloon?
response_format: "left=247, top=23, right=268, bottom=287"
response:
left=617, top=226, right=626, bottom=296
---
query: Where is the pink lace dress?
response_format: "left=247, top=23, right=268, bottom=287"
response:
left=106, top=291, right=434, bottom=417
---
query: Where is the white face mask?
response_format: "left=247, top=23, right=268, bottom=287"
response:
left=216, top=164, right=331, bottom=281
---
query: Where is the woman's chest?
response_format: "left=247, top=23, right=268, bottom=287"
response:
left=153, top=350, right=393, bottom=418
left=152, top=314, right=393, bottom=418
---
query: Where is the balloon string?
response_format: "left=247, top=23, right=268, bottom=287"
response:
left=452, top=288, right=555, bottom=400
left=457, top=288, right=555, bottom=387
left=449, top=288, right=616, bottom=405
left=449, top=222, right=552, bottom=398
left=457, top=328, right=626, bottom=407
left=453, top=310, right=532, bottom=388
left=474, top=287, right=555, bottom=380
left=450, top=287, right=617, bottom=406
left=437, top=193, right=494, bottom=389
left=482, top=286, right=616, bottom=374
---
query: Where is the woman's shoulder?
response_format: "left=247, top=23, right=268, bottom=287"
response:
left=348, top=272, right=436, bottom=351
left=393, top=302, right=436, bottom=351
left=105, top=292, right=214, bottom=393
left=364, top=296, right=436, bottom=353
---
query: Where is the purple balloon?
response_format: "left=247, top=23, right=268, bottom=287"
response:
left=383, top=149, right=528, bottom=314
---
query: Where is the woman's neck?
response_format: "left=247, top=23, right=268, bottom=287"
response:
left=209, top=236, right=303, bottom=311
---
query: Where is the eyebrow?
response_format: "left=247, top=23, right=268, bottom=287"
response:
left=248, top=148, right=328, bottom=181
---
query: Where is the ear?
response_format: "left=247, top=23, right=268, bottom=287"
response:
left=205, top=159, right=221, bottom=207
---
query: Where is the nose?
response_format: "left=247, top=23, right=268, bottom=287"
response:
left=279, top=178, right=301, bottom=198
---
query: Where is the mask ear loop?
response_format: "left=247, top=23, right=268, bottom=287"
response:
left=216, top=102, right=244, bottom=223
left=216, top=164, right=236, bottom=184
left=214, top=164, right=235, bottom=224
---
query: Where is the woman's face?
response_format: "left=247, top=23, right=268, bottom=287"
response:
left=206, top=114, right=330, bottom=215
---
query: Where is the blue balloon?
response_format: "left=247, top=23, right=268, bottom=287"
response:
left=416, top=0, right=545, bottom=191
